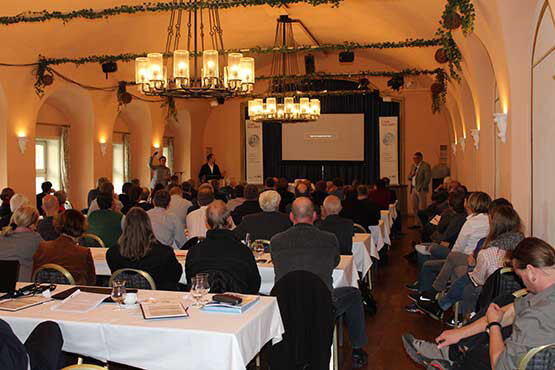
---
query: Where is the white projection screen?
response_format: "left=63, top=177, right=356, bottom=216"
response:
left=281, top=113, right=365, bottom=161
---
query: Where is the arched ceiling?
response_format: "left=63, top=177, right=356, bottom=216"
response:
left=1, top=0, right=447, bottom=74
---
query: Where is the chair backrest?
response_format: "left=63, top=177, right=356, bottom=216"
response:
left=0, top=260, right=20, bottom=293
left=181, top=237, right=200, bottom=250
left=109, top=268, right=156, bottom=290
left=32, top=264, right=76, bottom=285
left=477, top=267, right=525, bottom=312
left=79, top=233, right=105, bottom=248
left=269, top=270, right=334, bottom=370
left=62, top=365, right=108, bottom=370
left=518, top=343, right=555, bottom=370
left=353, top=224, right=367, bottom=234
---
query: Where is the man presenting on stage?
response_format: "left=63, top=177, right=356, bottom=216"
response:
left=149, top=151, right=171, bottom=188
left=199, top=153, right=223, bottom=184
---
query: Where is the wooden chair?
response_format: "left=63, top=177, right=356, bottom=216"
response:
left=109, top=268, right=156, bottom=290
left=32, top=263, right=76, bottom=285
left=62, top=365, right=108, bottom=370
left=353, top=224, right=367, bottom=234
left=518, top=343, right=555, bottom=370
left=79, top=233, right=105, bottom=248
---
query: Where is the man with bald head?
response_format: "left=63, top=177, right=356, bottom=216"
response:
left=185, top=200, right=260, bottom=294
left=271, top=197, right=369, bottom=367
left=316, top=195, right=354, bottom=255
left=37, top=195, right=60, bottom=241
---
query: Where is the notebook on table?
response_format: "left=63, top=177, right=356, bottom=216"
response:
left=202, top=294, right=260, bottom=314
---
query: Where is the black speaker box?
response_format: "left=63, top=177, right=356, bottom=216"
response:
left=339, top=51, right=355, bottom=63
left=304, top=54, right=315, bottom=74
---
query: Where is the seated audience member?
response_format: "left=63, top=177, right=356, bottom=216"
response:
left=0, top=206, right=41, bottom=281
left=53, top=190, right=68, bottom=212
left=131, top=178, right=141, bottom=188
left=88, top=182, right=123, bottom=214
left=417, top=205, right=524, bottom=320
left=118, top=182, right=133, bottom=211
left=231, top=184, right=261, bottom=225
left=226, top=184, right=245, bottom=212
left=415, top=192, right=492, bottom=300
left=312, top=180, right=328, bottom=208
left=36, top=181, right=53, bottom=216
left=3, top=194, right=31, bottom=230
left=121, top=184, right=142, bottom=214
left=0, top=187, right=14, bottom=228
left=382, top=177, right=397, bottom=203
left=276, top=177, right=295, bottom=212
left=329, top=178, right=345, bottom=200
left=339, top=187, right=359, bottom=221
left=0, top=319, right=64, bottom=370
left=185, top=201, right=261, bottom=294
left=284, top=182, right=312, bottom=214
left=107, top=207, right=182, bottom=291
left=263, top=177, right=276, bottom=191
left=87, top=192, right=123, bottom=248
left=234, top=190, right=291, bottom=241
left=37, top=195, right=60, bottom=241
left=33, top=210, right=96, bottom=285
left=186, top=184, right=216, bottom=239
left=170, top=174, right=180, bottom=187
left=368, top=179, right=392, bottom=210
left=137, top=187, right=154, bottom=211
left=355, top=185, right=381, bottom=228
left=316, top=195, right=354, bottom=255
left=271, top=197, right=368, bottom=368
left=147, top=190, right=186, bottom=249
left=210, top=179, right=228, bottom=203
left=220, top=178, right=236, bottom=198
left=87, top=177, right=108, bottom=208
left=168, top=185, right=192, bottom=230
left=151, top=183, right=165, bottom=198
left=403, top=237, right=555, bottom=370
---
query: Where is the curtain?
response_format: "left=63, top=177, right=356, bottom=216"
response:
left=60, top=127, right=70, bottom=196
left=123, top=133, right=131, bottom=182
left=168, top=136, right=174, bottom=172
left=261, top=80, right=400, bottom=185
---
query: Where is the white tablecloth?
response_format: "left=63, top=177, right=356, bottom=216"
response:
left=380, top=212, right=392, bottom=245
left=1, top=285, right=284, bottom=370
left=352, top=233, right=378, bottom=277
left=91, top=249, right=359, bottom=295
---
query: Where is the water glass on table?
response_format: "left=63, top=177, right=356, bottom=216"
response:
left=191, top=273, right=210, bottom=307
left=111, top=280, right=127, bottom=310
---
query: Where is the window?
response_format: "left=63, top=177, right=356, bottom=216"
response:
left=113, top=143, right=125, bottom=194
left=35, top=138, right=61, bottom=194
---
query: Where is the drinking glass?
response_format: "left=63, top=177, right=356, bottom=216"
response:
left=196, top=273, right=211, bottom=304
left=245, top=233, right=251, bottom=248
left=111, top=280, right=127, bottom=310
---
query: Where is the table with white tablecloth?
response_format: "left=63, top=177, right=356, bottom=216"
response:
left=0, top=285, right=284, bottom=370
left=91, top=249, right=359, bottom=295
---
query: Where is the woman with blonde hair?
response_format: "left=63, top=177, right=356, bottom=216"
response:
left=0, top=206, right=41, bottom=281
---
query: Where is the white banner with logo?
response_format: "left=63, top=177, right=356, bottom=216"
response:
left=245, top=120, right=264, bottom=184
left=379, top=116, right=399, bottom=185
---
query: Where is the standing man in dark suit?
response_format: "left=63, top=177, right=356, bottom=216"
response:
left=36, top=181, right=53, bottom=216
left=408, top=152, right=432, bottom=228
left=316, top=195, right=354, bottom=255
left=198, top=153, right=223, bottom=184
left=271, top=197, right=368, bottom=368
left=234, top=190, right=291, bottom=241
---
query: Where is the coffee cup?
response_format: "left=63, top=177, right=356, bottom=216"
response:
left=124, top=293, right=137, bottom=305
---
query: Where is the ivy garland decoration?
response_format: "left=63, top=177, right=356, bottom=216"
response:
left=441, top=0, right=476, bottom=36
left=0, top=0, right=342, bottom=26
left=162, top=96, right=179, bottom=122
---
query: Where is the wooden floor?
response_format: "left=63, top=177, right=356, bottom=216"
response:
left=337, top=219, right=444, bottom=370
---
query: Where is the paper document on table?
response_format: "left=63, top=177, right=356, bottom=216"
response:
left=429, top=215, right=441, bottom=226
left=0, top=296, right=51, bottom=311
left=51, top=290, right=108, bottom=313
left=140, top=302, right=189, bottom=320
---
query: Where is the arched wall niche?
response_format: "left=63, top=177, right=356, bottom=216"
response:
left=116, top=100, right=153, bottom=188
left=0, top=83, right=7, bottom=188
left=33, top=85, right=95, bottom=210
left=531, top=1, right=555, bottom=241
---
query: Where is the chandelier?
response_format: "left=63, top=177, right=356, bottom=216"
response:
left=135, top=0, right=255, bottom=99
left=248, top=16, right=320, bottom=123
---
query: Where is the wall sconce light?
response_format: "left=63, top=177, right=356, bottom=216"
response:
left=99, top=138, right=108, bottom=157
left=153, top=142, right=160, bottom=149
left=494, top=113, right=508, bottom=143
left=17, top=132, right=28, bottom=154
left=451, top=143, right=457, bottom=156
left=459, top=136, right=466, bottom=152
left=470, top=129, right=480, bottom=149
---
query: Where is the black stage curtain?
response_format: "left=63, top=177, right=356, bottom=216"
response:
left=262, top=80, right=400, bottom=185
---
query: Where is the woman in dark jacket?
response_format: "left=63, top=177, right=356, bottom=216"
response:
left=106, top=207, right=182, bottom=291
